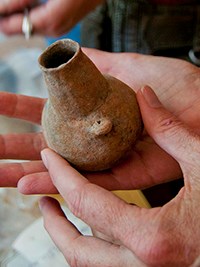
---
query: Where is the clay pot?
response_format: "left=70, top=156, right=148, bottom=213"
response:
left=38, top=39, right=142, bottom=171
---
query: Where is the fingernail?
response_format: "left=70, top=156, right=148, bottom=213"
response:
left=141, top=86, right=162, bottom=108
left=41, top=149, right=48, bottom=169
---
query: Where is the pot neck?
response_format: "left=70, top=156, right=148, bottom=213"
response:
left=39, top=39, right=109, bottom=118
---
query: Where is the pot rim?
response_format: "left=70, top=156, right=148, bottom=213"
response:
left=38, top=38, right=80, bottom=72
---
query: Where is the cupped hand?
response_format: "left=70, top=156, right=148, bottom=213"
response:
left=83, top=48, right=200, bottom=131
left=39, top=86, right=200, bottom=267
left=0, top=0, right=103, bottom=37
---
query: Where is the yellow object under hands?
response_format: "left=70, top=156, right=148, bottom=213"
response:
left=52, top=190, right=150, bottom=209
left=113, top=190, right=151, bottom=208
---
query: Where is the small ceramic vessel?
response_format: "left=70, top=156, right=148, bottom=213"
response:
left=39, top=39, right=142, bottom=171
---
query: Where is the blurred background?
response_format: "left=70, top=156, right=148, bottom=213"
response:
left=0, top=32, right=46, bottom=262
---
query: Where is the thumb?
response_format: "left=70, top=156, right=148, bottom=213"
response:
left=137, top=86, right=200, bottom=188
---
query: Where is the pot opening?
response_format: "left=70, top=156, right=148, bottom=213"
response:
left=40, top=40, right=78, bottom=69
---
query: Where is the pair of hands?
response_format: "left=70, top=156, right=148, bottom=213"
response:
left=1, top=49, right=200, bottom=265
left=39, top=85, right=200, bottom=266
left=0, top=0, right=103, bottom=37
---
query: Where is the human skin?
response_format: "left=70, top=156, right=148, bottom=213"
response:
left=0, top=51, right=200, bottom=193
left=39, top=86, right=200, bottom=266
left=0, top=0, right=104, bottom=36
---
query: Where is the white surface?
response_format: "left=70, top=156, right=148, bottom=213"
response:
left=12, top=206, right=92, bottom=266
left=0, top=47, right=48, bottom=97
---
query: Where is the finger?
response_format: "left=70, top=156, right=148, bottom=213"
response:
left=0, top=132, right=46, bottom=159
left=137, top=86, right=200, bottom=187
left=0, top=92, right=45, bottom=124
left=29, top=1, right=68, bottom=36
left=0, top=0, right=33, bottom=14
left=39, top=197, right=144, bottom=267
left=0, top=160, right=46, bottom=187
left=17, top=143, right=181, bottom=194
left=40, top=149, right=145, bottom=249
left=19, top=139, right=181, bottom=194
left=0, top=14, right=24, bottom=34
left=20, top=169, right=118, bottom=194
left=0, top=1, right=62, bottom=36
left=19, top=170, right=115, bottom=195
left=18, top=172, right=58, bottom=194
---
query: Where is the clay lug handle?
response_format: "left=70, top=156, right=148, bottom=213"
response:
left=89, top=118, right=113, bottom=136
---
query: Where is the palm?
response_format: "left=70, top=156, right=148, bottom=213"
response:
left=1, top=52, right=200, bottom=193
left=84, top=48, right=200, bottom=128
left=0, top=0, right=103, bottom=37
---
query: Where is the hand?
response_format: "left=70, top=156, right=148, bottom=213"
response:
left=39, top=86, right=200, bottom=266
left=83, top=48, right=200, bottom=131
left=0, top=52, right=200, bottom=193
left=0, top=0, right=103, bottom=37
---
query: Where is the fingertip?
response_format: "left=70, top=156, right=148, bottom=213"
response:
left=40, top=148, right=52, bottom=169
left=18, top=173, right=59, bottom=195
left=39, top=196, right=63, bottom=222
left=41, top=148, right=57, bottom=157
left=17, top=178, right=29, bottom=194
left=39, top=196, right=55, bottom=211
left=0, top=15, right=23, bottom=35
left=17, top=175, right=41, bottom=195
left=41, top=148, right=66, bottom=170
left=137, top=85, right=162, bottom=108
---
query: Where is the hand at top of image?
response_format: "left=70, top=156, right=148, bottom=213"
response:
left=0, top=0, right=104, bottom=36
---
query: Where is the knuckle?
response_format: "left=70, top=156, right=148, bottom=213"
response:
left=65, top=237, right=85, bottom=267
left=67, top=183, right=89, bottom=219
left=156, top=115, right=182, bottom=136
left=66, top=253, right=80, bottom=267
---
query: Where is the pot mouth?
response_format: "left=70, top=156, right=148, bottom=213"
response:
left=38, top=39, right=80, bottom=70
